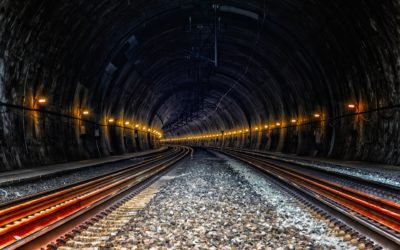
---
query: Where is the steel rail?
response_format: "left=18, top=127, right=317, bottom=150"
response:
left=0, top=148, right=178, bottom=225
left=224, top=147, right=400, bottom=192
left=0, top=146, right=191, bottom=249
left=217, top=148, right=400, bottom=248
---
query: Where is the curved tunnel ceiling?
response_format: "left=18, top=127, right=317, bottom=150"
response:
left=1, top=1, right=400, bottom=143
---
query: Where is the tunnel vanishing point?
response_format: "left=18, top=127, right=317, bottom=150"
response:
left=0, top=0, right=400, bottom=171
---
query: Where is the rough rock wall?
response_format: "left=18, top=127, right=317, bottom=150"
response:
left=0, top=1, right=159, bottom=171
left=2, top=0, right=400, bottom=170
left=168, top=1, right=400, bottom=166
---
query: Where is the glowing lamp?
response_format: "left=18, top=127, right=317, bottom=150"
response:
left=276, top=122, right=281, bottom=126
left=108, top=118, right=115, bottom=123
left=348, top=104, right=356, bottom=109
left=82, top=110, right=90, bottom=115
left=291, top=119, right=297, bottom=123
left=314, top=114, right=321, bottom=118
left=38, top=98, right=47, bottom=104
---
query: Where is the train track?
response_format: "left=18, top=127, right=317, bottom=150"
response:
left=215, top=148, right=400, bottom=249
left=0, top=146, right=191, bottom=250
left=59, top=171, right=172, bottom=249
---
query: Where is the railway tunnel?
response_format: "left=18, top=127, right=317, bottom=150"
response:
left=0, top=1, right=400, bottom=249
left=1, top=0, right=399, bottom=169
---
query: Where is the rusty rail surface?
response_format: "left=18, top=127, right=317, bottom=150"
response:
left=217, top=148, right=400, bottom=247
left=0, top=146, right=191, bottom=249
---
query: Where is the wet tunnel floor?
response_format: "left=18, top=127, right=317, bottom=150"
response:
left=101, top=149, right=354, bottom=250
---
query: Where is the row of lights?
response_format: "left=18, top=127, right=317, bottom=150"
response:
left=162, top=114, right=323, bottom=142
left=34, top=98, right=163, bottom=138
left=108, top=119, right=163, bottom=138
left=162, top=103, right=360, bottom=142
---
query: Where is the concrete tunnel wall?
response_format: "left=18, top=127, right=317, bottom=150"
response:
left=1, top=0, right=400, bottom=170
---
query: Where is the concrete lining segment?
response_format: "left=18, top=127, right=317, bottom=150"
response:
left=219, top=5, right=259, bottom=20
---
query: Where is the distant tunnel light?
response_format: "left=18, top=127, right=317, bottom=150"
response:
left=348, top=104, right=356, bottom=109
left=38, top=98, right=47, bottom=104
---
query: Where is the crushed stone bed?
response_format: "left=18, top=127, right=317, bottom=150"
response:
left=257, top=153, right=400, bottom=188
left=0, top=158, right=143, bottom=203
left=103, top=149, right=354, bottom=249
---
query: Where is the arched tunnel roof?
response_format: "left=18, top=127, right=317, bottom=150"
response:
left=1, top=0, right=400, bottom=165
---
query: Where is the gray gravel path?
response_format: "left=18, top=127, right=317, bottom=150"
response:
left=103, top=149, right=354, bottom=249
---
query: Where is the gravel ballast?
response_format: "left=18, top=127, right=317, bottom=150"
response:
left=258, top=153, right=400, bottom=188
left=0, top=158, right=144, bottom=203
left=104, top=149, right=354, bottom=249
